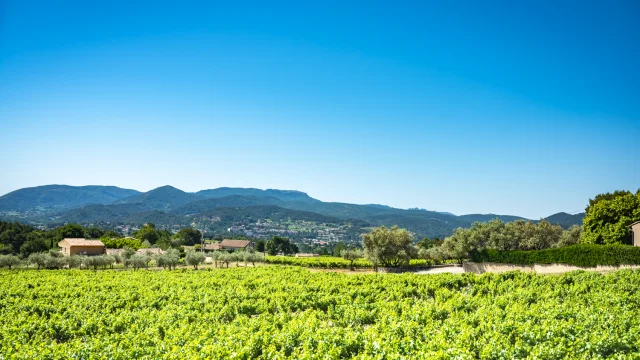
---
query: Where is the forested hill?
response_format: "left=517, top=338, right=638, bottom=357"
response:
left=543, top=212, right=585, bottom=228
left=0, top=185, right=140, bottom=213
left=0, top=184, right=583, bottom=238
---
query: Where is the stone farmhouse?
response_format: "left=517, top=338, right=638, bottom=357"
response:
left=58, top=238, right=105, bottom=256
left=631, top=221, right=640, bottom=247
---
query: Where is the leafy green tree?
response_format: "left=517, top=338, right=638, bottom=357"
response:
left=333, top=242, right=347, bottom=257
left=102, top=230, right=121, bottom=238
left=84, top=227, right=104, bottom=239
left=155, top=236, right=172, bottom=250
left=586, top=190, right=634, bottom=212
left=57, top=224, right=85, bottom=239
left=176, top=228, right=202, bottom=246
left=0, top=221, right=32, bottom=254
left=20, top=234, right=49, bottom=255
left=362, top=226, right=415, bottom=270
left=266, top=236, right=298, bottom=256
left=135, top=223, right=159, bottom=245
left=580, top=191, right=640, bottom=245
left=256, top=240, right=266, bottom=253
left=101, top=237, right=144, bottom=249
left=266, top=238, right=278, bottom=255
left=416, top=237, right=443, bottom=250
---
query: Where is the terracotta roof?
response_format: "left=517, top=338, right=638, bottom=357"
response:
left=219, top=239, right=251, bottom=248
left=59, top=238, right=105, bottom=247
left=203, top=243, right=223, bottom=250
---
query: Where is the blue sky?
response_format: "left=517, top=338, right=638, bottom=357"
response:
left=1, top=1, right=638, bottom=218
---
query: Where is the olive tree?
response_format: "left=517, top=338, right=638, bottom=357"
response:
left=82, top=256, right=100, bottom=270
left=127, top=255, right=149, bottom=270
left=436, top=218, right=575, bottom=261
left=220, top=252, right=232, bottom=268
left=157, top=249, right=180, bottom=270
left=28, top=253, right=47, bottom=270
left=210, top=251, right=221, bottom=268
left=0, top=255, right=21, bottom=269
left=342, top=249, right=363, bottom=270
left=556, top=225, right=581, bottom=248
left=185, top=251, right=205, bottom=270
left=67, top=255, right=83, bottom=269
left=243, top=251, right=264, bottom=267
left=362, top=226, right=415, bottom=271
left=44, top=254, right=66, bottom=269
left=231, top=252, right=242, bottom=266
left=122, top=246, right=136, bottom=260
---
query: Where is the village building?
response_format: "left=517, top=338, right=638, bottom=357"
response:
left=136, top=248, right=164, bottom=256
left=105, top=248, right=165, bottom=256
left=58, top=238, right=105, bottom=256
left=295, top=253, right=320, bottom=258
left=219, top=239, right=253, bottom=251
left=105, top=248, right=124, bottom=256
left=631, top=221, right=640, bottom=247
left=203, top=243, right=223, bottom=252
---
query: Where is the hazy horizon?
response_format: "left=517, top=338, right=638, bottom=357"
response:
left=1, top=1, right=638, bottom=219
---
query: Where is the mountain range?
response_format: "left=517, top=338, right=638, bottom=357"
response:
left=0, top=184, right=584, bottom=238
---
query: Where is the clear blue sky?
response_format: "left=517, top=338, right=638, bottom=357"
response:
left=1, top=1, right=638, bottom=218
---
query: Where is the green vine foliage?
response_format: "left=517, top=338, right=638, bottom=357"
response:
left=2, top=267, right=640, bottom=358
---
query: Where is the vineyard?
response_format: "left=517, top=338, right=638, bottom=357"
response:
left=1, top=267, right=640, bottom=358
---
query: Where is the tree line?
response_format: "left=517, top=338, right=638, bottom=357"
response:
left=359, top=189, right=640, bottom=268
left=0, top=222, right=121, bottom=256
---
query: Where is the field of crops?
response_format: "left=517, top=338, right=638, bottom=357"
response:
left=1, top=267, right=640, bottom=359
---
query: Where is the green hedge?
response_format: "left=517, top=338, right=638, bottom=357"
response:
left=470, top=244, right=640, bottom=267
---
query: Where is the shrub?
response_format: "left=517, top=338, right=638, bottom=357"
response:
left=470, top=244, right=640, bottom=267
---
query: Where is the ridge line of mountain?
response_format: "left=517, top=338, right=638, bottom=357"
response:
left=0, top=184, right=585, bottom=238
